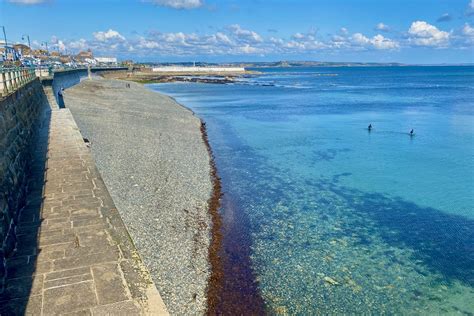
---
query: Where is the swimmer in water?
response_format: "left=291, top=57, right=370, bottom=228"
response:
left=368, top=124, right=372, bottom=131
left=410, top=129, right=414, bottom=136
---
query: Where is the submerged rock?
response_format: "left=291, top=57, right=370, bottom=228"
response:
left=323, top=276, right=340, bottom=285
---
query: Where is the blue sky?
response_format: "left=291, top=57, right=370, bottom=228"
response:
left=1, top=0, right=473, bottom=63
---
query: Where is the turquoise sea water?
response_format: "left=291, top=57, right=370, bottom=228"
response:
left=149, top=66, right=474, bottom=314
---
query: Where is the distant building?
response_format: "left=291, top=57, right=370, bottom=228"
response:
left=95, top=57, right=118, bottom=64
left=59, top=55, right=72, bottom=64
left=75, top=49, right=94, bottom=63
left=13, top=44, right=31, bottom=56
left=0, top=46, right=20, bottom=62
left=121, top=59, right=134, bottom=66
left=151, top=66, right=246, bottom=73
left=31, top=49, right=48, bottom=57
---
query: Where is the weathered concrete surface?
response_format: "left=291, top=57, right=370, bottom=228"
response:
left=0, top=107, right=168, bottom=315
left=63, top=79, right=213, bottom=315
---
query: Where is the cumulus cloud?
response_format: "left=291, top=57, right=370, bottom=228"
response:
left=50, top=21, right=468, bottom=58
left=8, top=0, right=46, bottom=4
left=352, top=33, right=370, bottom=45
left=213, top=32, right=233, bottom=45
left=147, top=0, right=203, bottom=9
left=375, top=23, right=390, bottom=32
left=466, top=0, right=474, bottom=15
left=93, top=29, right=126, bottom=42
left=352, top=33, right=399, bottom=50
left=371, top=34, right=399, bottom=49
left=408, top=21, right=450, bottom=47
left=137, top=37, right=160, bottom=49
left=69, top=39, right=88, bottom=51
left=57, top=40, right=66, bottom=51
left=50, top=36, right=67, bottom=51
left=292, top=33, right=305, bottom=40
left=61, top=24, right=400, bottom=57
left=331, top=35, right=349, bottom=49
left=228, top=24, right=263, bottom=43
left=461, top=23, right=474, bottom=44
left=238, top=44, right=262, bottom=54
left=463, top=23, right=474, bottom=37
left=436, top=13, right=452, bottom=22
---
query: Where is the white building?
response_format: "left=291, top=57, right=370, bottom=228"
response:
left=95, top=57, right=118, bottom=64
left=151, top=66, right=245, bottom=73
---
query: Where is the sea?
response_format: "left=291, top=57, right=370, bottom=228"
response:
left=149, top=66, right=474, bottom=314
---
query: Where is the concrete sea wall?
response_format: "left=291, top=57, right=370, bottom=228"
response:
left=52, top=69, right=88, bottom=103
left=0, top=79, right=48, bottom=289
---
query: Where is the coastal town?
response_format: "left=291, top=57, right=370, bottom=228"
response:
left=1, top=41, right=125, bottom=68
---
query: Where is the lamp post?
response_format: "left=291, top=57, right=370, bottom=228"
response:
left=21, top=34, right=31, bottom=49
left=41, top=41, right=49, bottom=54
left=1, top=26, right=7, bottom=62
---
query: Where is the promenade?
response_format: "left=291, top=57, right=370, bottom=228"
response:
left=63, top=79, right=214, bottom=315
left=0, top=101, right=168, bottom=314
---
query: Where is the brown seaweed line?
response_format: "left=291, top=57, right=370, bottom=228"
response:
left=200, top=120, right=225, bottom=315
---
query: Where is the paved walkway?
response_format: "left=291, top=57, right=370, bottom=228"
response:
left=0, top=108, right=168, bottom=315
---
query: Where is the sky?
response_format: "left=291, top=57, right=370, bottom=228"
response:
left=1, top=0, right=473, bottom=63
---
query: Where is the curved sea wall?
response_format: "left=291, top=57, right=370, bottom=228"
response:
left=52, top=69, right=88, bottom=103
left=50, top=68, right=128, bottom=106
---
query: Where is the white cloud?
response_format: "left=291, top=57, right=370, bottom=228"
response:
left=228, top=24, right=263, bottom=43
left=69, top=39, right=88, bottom=50
left=371, top=34, right=399, bottom=49
left=148, top=0, right=203, bottom=9
left=57, top=40, right=66, bottom=51
left=49, top=36, right=67, bottom=51
left=352, top=33, right=371, bottom=45
left=330, top=34, right=348, bottom=49
left=8, top=0, right=46, bottom=4
left=269, top=37, right=284, bottom=45
left=163, top=32, right=187, bottom=44
left=462, top=23, right=474, bottom=44
left=466, top=0, right=474, bottom=16
left=436, top=13, right=452, bottom=22
left=292, top=33, right=305, bottom=40
left=375, top=23, right=390, bottom=32
left=463, top=23, right=474, bottom=37
left=93, top=29, right=126, bottom=42
left=408, top=21, right=450, bottom=47
left=49, top=21, right=470, bottom=58
left=351, top=33, right=399, bottom=50
left=137, top=37, right=160, bottom=49
left=213, top=32, right=233, bottom=45
left=238, top=44, right=261, bottom=54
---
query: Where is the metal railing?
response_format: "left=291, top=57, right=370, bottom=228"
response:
left=0, top=67, right=36, bottom=97
left=0, top=65, right=128, bottom=97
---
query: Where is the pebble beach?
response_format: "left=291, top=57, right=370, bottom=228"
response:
left=63, top=78, right=214, bottom=315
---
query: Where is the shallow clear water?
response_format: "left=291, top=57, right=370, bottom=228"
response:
left=149, top=66, right=474, bottom=314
